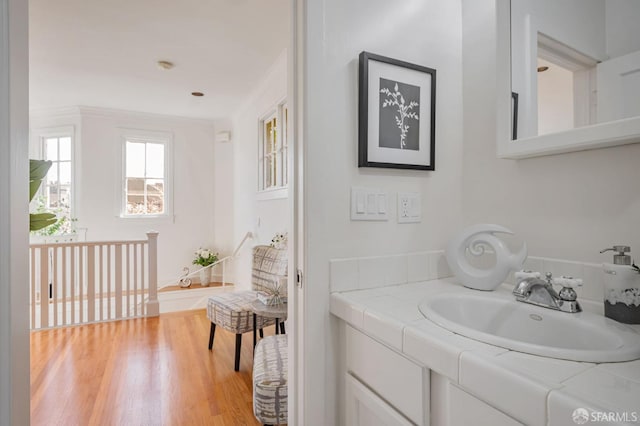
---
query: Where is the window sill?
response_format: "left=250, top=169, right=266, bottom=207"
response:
left=118, top=214, right=175, bottom=224
left=257, top=187, right=288, bottom=201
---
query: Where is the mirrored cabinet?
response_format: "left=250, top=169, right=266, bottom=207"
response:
left=495, top=0, right=640, bottom=158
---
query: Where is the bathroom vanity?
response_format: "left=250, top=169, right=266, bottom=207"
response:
left=331, top=279, right=640, bottom=426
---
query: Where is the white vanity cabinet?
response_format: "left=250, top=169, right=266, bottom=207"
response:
left=345, top=374, right=414, bottom=426
left=345, top=325, right=429, bottom=425
left=341, top=325, right=521, bottom=426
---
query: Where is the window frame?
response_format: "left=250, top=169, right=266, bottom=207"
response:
left=31, top=126, right=77, bottom=235
left=257, top=99, right=289, bottom=200
left=118, top=129, right=174, bottom=220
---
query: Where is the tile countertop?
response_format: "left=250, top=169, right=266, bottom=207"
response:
left=330, top=279, right=640, bottom=426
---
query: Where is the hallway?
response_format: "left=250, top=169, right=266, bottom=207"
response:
left=31, top=309, right=264, bottom=425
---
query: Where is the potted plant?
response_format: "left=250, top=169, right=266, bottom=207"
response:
left=193, top=248, right=218, bottom=287
left=29, top=159, right=57, bottom=231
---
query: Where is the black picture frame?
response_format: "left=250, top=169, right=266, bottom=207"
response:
left=358, top=51, right=436, bottom=170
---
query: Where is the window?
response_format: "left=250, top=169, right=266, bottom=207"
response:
left=258, top=102, right=289, bottom=194
left=121, top=130, right=172, bottom=218
left=32, top=128, right=75, bottom=236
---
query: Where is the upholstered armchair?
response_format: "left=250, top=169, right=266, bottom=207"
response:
left=206, top=245, right=287, bottom=371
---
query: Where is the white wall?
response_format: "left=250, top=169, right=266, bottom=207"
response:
left=303, top=0, right=464, bottom=423
left=212, top=118, right=235, bottom=256
left=0, top=0, right=30, bottom=423
left=30, top=107, right=218, bottom=286
left=462, top=0, right=640, bottom=265
left=606, top=0, right=640, bottom=58
left=231, top=51, right=289, bottom=291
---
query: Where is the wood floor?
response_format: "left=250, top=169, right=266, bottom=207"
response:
left=30, top=309, right=268, bottom=426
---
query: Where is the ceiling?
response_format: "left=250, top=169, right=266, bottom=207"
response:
left=29, top=0, right=289, bottom=120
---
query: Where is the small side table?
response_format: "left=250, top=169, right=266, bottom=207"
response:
left=251, top=300, right=288, bottom=349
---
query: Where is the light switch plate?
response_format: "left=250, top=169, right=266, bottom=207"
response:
left=351, top=187, right=389, bottom=221
left=398, top=192, right=421, bottom=223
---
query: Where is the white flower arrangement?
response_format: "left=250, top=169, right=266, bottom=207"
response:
left=193, top=248, right=218, bottom=267
left=270, top=232, right=287, bottom=250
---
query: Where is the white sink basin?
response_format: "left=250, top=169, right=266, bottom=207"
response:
left=419, top=292, right=640, bottom=362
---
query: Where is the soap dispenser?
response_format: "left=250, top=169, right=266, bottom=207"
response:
left=600, top=245, right=640, bottom=324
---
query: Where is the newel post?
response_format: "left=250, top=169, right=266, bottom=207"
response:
left=146, top=231, right=160, bottom=317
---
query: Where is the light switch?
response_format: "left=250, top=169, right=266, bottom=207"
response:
left=378, top=194, right=386, bottom=213
left=366, top=194, right=376, bottom=214
left=356, top=193, right=365, bottom=214
left=351, top=187, right=389, bottom=221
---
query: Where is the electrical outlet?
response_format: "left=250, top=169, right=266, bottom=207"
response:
left=398, top=192, right=421, bottom=223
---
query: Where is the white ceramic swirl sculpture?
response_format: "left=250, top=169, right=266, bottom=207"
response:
left=446, top=224, right=528, bottom=291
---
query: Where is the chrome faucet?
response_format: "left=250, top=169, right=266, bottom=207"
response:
left=513, top=272, right=582, bottom=313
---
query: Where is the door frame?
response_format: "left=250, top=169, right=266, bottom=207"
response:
left=288, top=0, right=306, bottom=424
left=1, top=0, right=31, bottom=424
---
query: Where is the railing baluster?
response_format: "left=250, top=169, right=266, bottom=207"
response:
left=99, top=245, right=104, bottom=322
left=126, top=244, right=130, bottom=317
left=107, top=245, right=112, bottom=320
left=146, top=231, right=159, bottom=317
left=133, top=243, right=138, bottom=317
left=115, top=245, right=122, bottom=319
left=52, top=247, right=58, bottom=327
left=79, top=245, right=84, bottom=323
left=62, top=247, right=67, bottom=326
left=87, top=245, right=95, bottom=322
left=71, top=246, right=76, bottom=325
left=140, top=244, right=149, bottom=316
left=39, top=247, right=48, bottom=328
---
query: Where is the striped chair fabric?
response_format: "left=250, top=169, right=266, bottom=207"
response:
left=253, top=334, right=288, bottom=425
left=206, top=245, right=287, bottom=371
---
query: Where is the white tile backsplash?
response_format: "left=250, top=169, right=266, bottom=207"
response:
left=541, top=258, right=584, bottom=282
left=330, top=251, right=611, bottom=304
left=580, top=262, right=605, bottom=302
left=329, top=258, right=358, bottom=292
left=407, top=252, right=430, bottom=283
left=330, top=250, right=449, bottom=292
left=385, top=254, right=408, bottom=286
left=522, top=257, right=543, bottom=276
left=357, top=257, right=387, bottom=289
left=430, top=251, right=452, bottom=280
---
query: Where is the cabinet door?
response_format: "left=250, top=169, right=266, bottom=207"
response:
left=449, top=384, right=522, bottom=426
left=346, top=325, right=426, bottom=424
left=346, top=374, right=414, bottom=426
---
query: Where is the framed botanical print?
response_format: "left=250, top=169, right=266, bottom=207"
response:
left=358, top=51, right=436, bottom=170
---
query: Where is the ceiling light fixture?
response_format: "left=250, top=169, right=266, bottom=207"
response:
left=157, top=60, right=174, bottom=70
left=191, top=92, right=204, bottom=97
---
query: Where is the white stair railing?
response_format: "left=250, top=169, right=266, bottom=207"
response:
left=29, top=231, right=159, bottom=330
left=170, top=231, right=253, bottom=287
